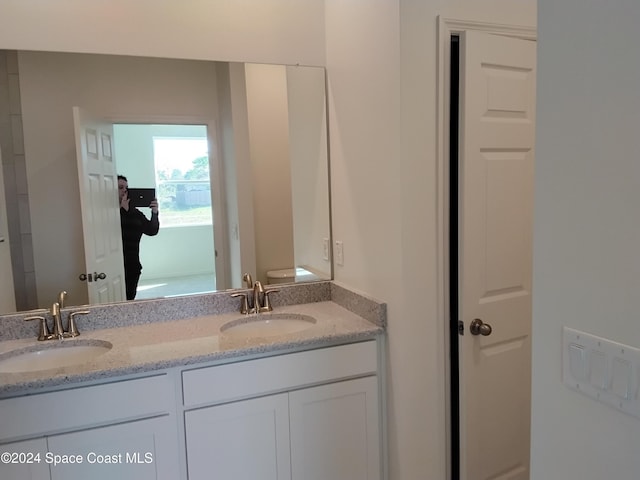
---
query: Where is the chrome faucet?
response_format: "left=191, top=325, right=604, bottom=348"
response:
left=51, top=302, right=65, bottom=339
left=58, top=290, right=67, bottom=308
left=252, top=281, right=265, bottom=312
left=231, top=276, right=279, bottom=314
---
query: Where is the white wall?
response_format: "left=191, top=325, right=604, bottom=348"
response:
left=532, top=1, right=640, bottom=478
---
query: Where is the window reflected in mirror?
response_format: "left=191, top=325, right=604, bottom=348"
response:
left=114, top=124, right=216, bottom=299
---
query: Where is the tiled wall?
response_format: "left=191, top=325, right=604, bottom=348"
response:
left=0, top=50, right=37, bottom=310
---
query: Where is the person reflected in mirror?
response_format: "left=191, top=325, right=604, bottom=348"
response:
left=118, top=175, right=159, bottom=300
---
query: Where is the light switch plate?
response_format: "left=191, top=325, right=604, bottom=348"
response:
left=563, top=327, right=640, bottom=418
left=335, top=240, right=344, bottom=266
left=323, top=238, right=330, bottom=261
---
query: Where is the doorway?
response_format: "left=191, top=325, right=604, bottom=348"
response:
left=113, top=124, right=217, bottom=299
left=448, top=34, right=461, bottom=480
left=439, top=19, right=537, bottom=480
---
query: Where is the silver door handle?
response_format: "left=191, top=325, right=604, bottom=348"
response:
left=470, top=318, right=492, bottom=336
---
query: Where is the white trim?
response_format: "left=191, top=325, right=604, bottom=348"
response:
left=377, top=334, right=388, bottom=480
left=435, top=16, right=536, bottom=480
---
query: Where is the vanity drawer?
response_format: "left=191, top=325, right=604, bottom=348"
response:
left=182, top=340, right=378, bottom=407
left=0, top=374, right=173, bottom=443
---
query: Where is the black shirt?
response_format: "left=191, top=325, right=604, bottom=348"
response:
left=120, top=207, right=159, bottom=271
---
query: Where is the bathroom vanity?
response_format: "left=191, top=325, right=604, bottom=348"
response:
left=0, top=282, right=386, bottom=480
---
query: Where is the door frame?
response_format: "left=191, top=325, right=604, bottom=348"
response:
left=101, top=112, right=229, bottom=291
left=435, top=17, right=536, bottom=480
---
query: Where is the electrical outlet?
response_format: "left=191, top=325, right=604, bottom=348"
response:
left=335, top=240, right=344, bottom=266
left=323, top=238, right=330, bottom=261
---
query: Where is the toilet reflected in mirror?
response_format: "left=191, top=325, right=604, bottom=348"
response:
left=266, top=268, right=320, bottom=286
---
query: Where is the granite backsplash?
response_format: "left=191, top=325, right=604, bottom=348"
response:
left=0, top=281, right=386, bottom=342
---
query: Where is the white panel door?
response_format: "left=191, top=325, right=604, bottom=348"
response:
left=73, top=107, right=125, bottom=304
left=458, top=31, right=536, bottom=480
left=0, top=438, right=50, bottom=480
left=289, top=377, right=380, bottom=480
left=47, top=416, right=179, bottom=480
left=185, top=393, right=291, bottom=480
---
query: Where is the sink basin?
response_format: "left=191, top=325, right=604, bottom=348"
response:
left=0, top=340, right=112, bottom=373
left=220, top=313, right=317, bottom=339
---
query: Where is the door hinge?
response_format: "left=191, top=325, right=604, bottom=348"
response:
left=458, top=320, right=464, bottom=335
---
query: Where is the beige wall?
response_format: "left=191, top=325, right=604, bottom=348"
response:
left=0, top=1, right=325, bottom=66
left=326, top=1, right=536, bottom=478
left=218, top=63, right=256, bottom=289
left=0, top=145, right=16, bottom=312
left=287, top=66, right=330, bottom=278
left=532, top=1, right=640, bottom=478
left=245, top=63, right=294, bottom=283
left=0, top=1, right=537, bottom=479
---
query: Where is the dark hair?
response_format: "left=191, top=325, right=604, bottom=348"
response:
left=118, top=175, right=128, bottom=182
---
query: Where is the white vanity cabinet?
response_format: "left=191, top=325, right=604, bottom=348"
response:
left=0, top=338, right=384, bottom=480
left=47, top=415, right=179, bottom=480
left=0, top=438, right=50, bottom=480
left=289, top=376, right=380, bottom=480
left=0, top=374, right=180, bottom=480
left=185, top=393, right=292, bottom=480
left=182, top=340, right=381, bottom=480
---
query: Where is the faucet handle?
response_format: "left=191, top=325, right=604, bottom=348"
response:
left=231, top=292, right=250, bottom=315
left=67, top=310, right=90, bottom=337
left=25, top=316, right=52, bottom=341
left=262, top=289, right=279, bottom=312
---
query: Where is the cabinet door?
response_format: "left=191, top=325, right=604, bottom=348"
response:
left=47, top=415, right=180, bottom=480
left=185, top=393, right=290, bottom=480
left=0, top=437, right=50, bottom=480
left=289, top=376, right=380, bottom=480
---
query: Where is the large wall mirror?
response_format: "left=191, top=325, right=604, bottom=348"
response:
left=0, top=50, right=331, bottom=315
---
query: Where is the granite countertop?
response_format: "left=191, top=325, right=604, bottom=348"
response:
left=0, top=300, right=383, bottom=397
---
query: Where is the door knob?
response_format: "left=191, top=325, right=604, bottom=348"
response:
left=470, top=318, right=492, bottom=336
left=79, top=272, right=106, bottom=282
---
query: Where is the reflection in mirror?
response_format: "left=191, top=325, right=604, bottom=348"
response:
left=0, top=144, right=16, bottom=313
left=114, top=124, right=216, bottom=301
left=0, top=50, right=331, bottom=315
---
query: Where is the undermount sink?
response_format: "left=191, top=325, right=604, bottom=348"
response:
left=220, top=313, right=317, bottom=339
left=0, top=340, right=112, bottom=374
